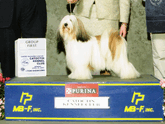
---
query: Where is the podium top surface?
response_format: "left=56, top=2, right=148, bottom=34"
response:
left=7, top=74, right=159, bottom=84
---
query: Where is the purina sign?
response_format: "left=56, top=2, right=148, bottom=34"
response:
left=65, top=84, right=99, bottom=97
left=54, top=84, right=110, bottom=109
left=66, top=88, right=97, bottom=94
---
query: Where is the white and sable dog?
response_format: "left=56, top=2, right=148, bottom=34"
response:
left=57, top=15, right=140, bottom=79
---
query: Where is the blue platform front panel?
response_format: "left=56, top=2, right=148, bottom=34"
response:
left=5, top=81, right=163, bottom=121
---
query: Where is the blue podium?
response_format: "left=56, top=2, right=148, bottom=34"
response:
left=5, top=75, right=164, bottom=122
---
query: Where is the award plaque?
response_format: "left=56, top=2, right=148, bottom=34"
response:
left=15, top=38, right=46, bottom=77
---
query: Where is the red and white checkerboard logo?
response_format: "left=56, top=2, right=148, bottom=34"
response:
left=66, top=88, right=72, bottom=94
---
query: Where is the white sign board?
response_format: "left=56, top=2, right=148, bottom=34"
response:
left=54, top=97, right=110, bottom=109
left=15, top=38, right=46, bottom=77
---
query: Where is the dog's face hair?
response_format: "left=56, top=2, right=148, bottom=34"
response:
left=59, top=15, right=90, bottom=42
left=60, top=15, right=74, bottom=37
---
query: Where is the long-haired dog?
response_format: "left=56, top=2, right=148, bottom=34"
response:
left=57, top=15, right=140, bottom=79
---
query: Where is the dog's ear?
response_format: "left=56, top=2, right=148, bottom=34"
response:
left=56, top=30, right=66, bottom=55
left=76, top=18, right=90, bottom=42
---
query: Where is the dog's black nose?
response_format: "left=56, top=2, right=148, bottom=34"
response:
left=64, top=23, right=68, bottom=27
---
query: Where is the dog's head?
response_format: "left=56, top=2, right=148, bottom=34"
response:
left=57, top=15, right=90, bottom=43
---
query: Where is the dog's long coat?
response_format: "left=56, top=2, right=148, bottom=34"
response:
left=57, top=15, right=140, bottom=79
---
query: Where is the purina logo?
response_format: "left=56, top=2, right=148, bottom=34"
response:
left=65, top=84, right=99, bottom=97
left=66, top=88, right=97, bottom=94
left=150, top=0, right=162, bottom=6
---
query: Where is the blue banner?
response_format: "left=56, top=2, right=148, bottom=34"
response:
left=5, top=81, right=163, bottom=121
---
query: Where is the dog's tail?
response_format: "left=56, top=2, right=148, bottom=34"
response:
left=112, top=37, right=140, bottom=79
left=101, top=29, right=140, bottom=79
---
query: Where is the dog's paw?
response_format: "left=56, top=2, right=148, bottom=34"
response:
left=68, top=73, right=76, bottom=79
